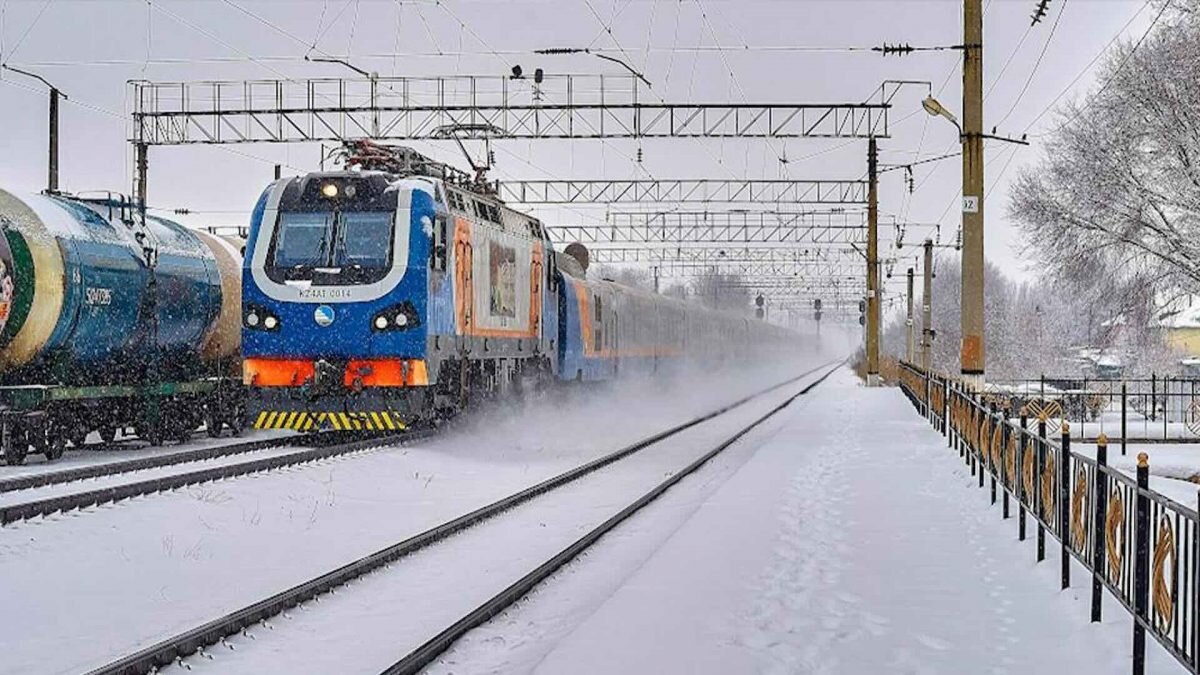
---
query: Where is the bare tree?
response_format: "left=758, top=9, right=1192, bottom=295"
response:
left=1009, top=2, right=1200, bottom=311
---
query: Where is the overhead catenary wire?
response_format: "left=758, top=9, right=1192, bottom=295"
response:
left=976, top=0, right=1166, bottom=209
left=0, top=0, right=51, bottom=65
left=1032, top=0, right=1171, bottom=138
left=216, top=0, right=626, bottom=233
left=994, top=0, right=1069, bottom=129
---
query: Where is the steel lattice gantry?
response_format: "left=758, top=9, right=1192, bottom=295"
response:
left=587, top=246, right=867, bottom=279
left=128, top=75, right=890, bottom=145
left=548, top=211, right=866, bottom=245
left=497, top=179, right=867, bottom=205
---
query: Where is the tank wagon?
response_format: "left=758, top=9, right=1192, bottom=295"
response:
left=0, top=189, right=244, bottom=464
left=243, top=141, right=799, bottom=431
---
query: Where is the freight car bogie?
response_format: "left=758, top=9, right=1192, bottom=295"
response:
left=0, top=379, right=244, bottom=465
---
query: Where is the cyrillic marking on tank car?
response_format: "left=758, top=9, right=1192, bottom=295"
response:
left=84, top=287, right=113, bottom=305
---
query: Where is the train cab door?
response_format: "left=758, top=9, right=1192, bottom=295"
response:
left=530, top=254, right=543, bottom=343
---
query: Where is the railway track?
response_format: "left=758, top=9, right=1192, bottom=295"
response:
left=84, top=360, right=841, bottom=675
left=0, top=432, right=303, bottom=494
left=0, top=428, right=432, bottom=526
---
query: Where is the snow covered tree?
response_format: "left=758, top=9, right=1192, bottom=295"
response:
left=1009, top=2, right=1200, bottom=310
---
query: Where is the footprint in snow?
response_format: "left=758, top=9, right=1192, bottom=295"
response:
left=915, top=634, right=951, bottom=651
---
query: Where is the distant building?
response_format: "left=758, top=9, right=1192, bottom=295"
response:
left=1153, top=298, right=1200, bottom=356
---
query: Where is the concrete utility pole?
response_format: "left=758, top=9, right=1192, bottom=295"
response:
left=906, top=267, right=915, bottom=363
left=922, top=239, right=934, bottom=372
left=866, top=136, right=880, bottom=386
left=2, top=65, right=66, bottom=194
left=961, top=0, right=986, bottom=389
left=48, top=87, right=60, bottom=193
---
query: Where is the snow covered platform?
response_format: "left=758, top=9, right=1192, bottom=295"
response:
left=444, top=367, right=1180, bottom=674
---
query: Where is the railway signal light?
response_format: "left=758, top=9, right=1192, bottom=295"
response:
left=859, top=298, right=867, bottom=326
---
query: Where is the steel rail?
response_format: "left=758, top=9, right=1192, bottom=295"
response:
left=0, top=429, right=431, bottom=526
left=83, top=361, right=839, bottom=675
left=0, top=433, right=315, bottom=494
left=382, top=362, right=841, bottom=675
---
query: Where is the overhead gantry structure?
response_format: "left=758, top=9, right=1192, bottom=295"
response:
left=547, top=210, right=867, bottom=245
left=128, top=73, right=901, bottom=332
left=496, top=179, right=867, bottom=205
left=128, top=74, right=889, bottom=148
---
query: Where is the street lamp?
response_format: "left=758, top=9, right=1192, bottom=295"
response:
left=922, top=95, right=961, bottom=135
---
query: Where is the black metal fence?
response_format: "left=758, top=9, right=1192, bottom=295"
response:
left=981, top=374, right=1200, bottom=442
left=899, top=362, right=1200, bottom=675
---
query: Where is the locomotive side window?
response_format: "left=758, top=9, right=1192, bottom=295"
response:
left=594, top=294, right=603, bottom=352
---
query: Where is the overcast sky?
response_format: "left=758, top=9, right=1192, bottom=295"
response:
left=0, top=0, right=1153, bottom=292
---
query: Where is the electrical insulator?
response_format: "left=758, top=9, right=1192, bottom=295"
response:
left=1031, top=0, right=1051, bottom=25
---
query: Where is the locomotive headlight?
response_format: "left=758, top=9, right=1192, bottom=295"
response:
left=394, top=313, right=408, bottom=327
left=374, top=316, right=389, bottom=330
left=246, top=312, right=260, bottom=327
left=320, top=182, right=338, bottom=198
left=344, top=184, right=358, bottom=198
left=263, top=315, right=279, bottom=330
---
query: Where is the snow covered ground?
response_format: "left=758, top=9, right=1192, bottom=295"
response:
left=424, top=369, right=1184, bottom=675
left=1075, top=442, right=1200, bottom=510
left=0, top=350, right=836, bottom=674
left=158, top=368, right=837, bottom=674
left=13, top=347, right=1175, bottom=675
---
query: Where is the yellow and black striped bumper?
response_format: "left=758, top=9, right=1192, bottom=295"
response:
left=252, top=411, right=408, bottom=432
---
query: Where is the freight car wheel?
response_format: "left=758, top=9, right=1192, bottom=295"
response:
left=98, top=425, right=117, bottom=445
left=227, top=403, right=245, bottom=436
left=137, top=425, right=164, bottom=447
left=44, top=434, right=65, bottom=461
left=67, top=426, right=87, bottom=449
left=3, top=436, right=26, bottom=466
left=205, top=406, right=223, bottom=438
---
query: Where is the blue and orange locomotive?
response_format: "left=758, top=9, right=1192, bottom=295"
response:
left=242, top=142, right=796, bottom=431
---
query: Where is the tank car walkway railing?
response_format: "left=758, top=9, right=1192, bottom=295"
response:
left=899, top=361, right=1200, bottom=675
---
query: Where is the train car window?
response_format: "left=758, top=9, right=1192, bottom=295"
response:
left=594, top=294, right=603, bottom=352
left=547, top=248, right=558, bottom=290
left=432, top=213, right=448, bottom=271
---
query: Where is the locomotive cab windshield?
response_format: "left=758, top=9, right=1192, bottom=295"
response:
left=266, top=172, right=401, bottom=287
